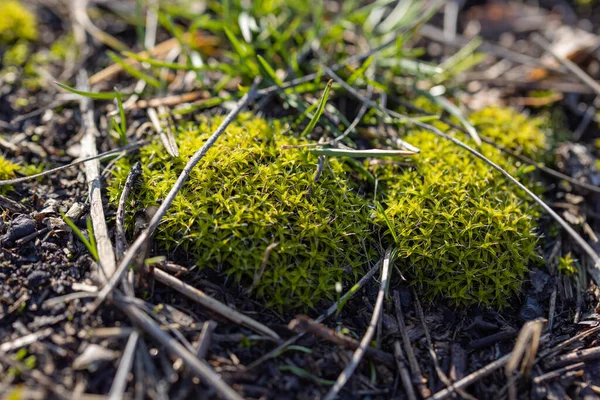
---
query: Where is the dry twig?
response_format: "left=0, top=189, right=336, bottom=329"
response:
left=393, top=290, right=431, bottom=398
left=108, top=330, right=140, bottom=400
left=77, top=71, right=117, bottom=283
left=323, top=248, right=392, bottom=400
left=115, top=296, right=243, bottom=400
left=288, top=315, right=395, bottom=366
left=153, top=268, right=280, bottom=340
left=505, top=319, right=545, bottom=400
left=393, top=341, right=417, bottom=400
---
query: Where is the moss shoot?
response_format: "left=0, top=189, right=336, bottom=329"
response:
left=109, top=114, right=374, bottom=310
left=374, top=107, right=547, bottom=308
left=0, top=1, right=37, bottom=44
left=0, top=155, right=20, bottom=194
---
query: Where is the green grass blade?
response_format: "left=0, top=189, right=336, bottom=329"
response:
left=115, top=90, right=126, bottom=133
left=55, top=82, right=118, bottom=100
left=121, top=51, right=233, bottom=74
left=279, top=365, right=335, bottom=385
left=376, top=201, right=398, bottom=245
left=107, top=51, right=162, bottom=89
left=135, top=0, right=145, bottom=46
left=224, top=26, right=252, bottom=58
left=307, top=148, right=416, bottom=158
left=440, top=36, right=483, bottom=70
left=61, top=211, right=99, bottom=261
left=347, top=55, right=374, bottom=85
left=424, top=92, right=482, bottom=145
left=257, top=55, right=283, bottom=85
left=86, top=217, right=98, bottom=260
left=378, top=58, right=442, bottom=76
left=114, top=90, right=127, bottom=145
left=300, top=80, right=333, bottom=137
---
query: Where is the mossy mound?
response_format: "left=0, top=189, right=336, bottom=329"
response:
left=109, top=114, right=375, bottom=310
left=374, top=107, right=547, bottom=308
left=0, top=1, right=37, bottom=44
left=0, top=155, right=20, bottom=194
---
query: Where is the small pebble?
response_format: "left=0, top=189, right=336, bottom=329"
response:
left=5, top=214, right=36, bottom=243
left=519, top=297, right=543, bottom=321
left=27, top=270, right=50, bottom=287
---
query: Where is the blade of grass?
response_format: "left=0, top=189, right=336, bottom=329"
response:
left=257, top=55, right=283, bottom=86
left=375, top=202, right=398, bottom=244
left=224, top=26, right=253, bottom=58
left=300, top=80, right=333, bottom=136
left=107, top=51, right=162, bottom=89
left=440, top=36, right=483, bottom=70
left=86, top=217, right=98, bottom=260
left=55, top=82, right=119, bottom=100
left=347, top=56, right=375, bottom=85
left=121, top=51, right=233, bottom=74
left=419, top=90, right=482, bottom=145
left=306, top=148, right=416, bottom=158
left=279, top=365, right=335, bottom=386
left=115, top=90, right=127, bottom=145
left=62, top=211, right=99, bottom=261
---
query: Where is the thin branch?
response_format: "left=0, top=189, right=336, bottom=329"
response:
left=92, top=77, right=262, bottom=309
left=545, top=345, right=600, bottom=369
left=108, top=330, right=140, bottom=400
left=323, top=248, right=392, bottom=400
left=116, top=162, right=142, bottom=260
left=505, top=319, right=545, bottom=400
left=393, top=341, right=417, bottom=400
left=288, top=315, right=395, bottom=366
left=77, top=71, right=117, bottom=283
left=537, top=325, right=600, bottom=360
left=393, top=290, right=431, bottom=398
left=430, top=353, right=512, bottom=400
left=153, top=268, right=280, bottom=340
left=114, top=296, right=243, bottom=400
left=72, top=0, right=128, bottom=52
left=533, top=362, right=585, bottom=384
left=531, top=33, right=600, bottom=96
left=0, top=141, right=146, bottom=186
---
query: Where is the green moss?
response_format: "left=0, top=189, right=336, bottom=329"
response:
left=558, top=253, right=577, bottom=276
left=49, top=33, right=75, bottom=60
left=2, top=40, right=29, bottom=67
left=109, top=114, right=374, bottom=310
left=0, top=1, right=37, bottom=44
left=468, top=107, right=547, bottom=159
left=0, top=155, right=20, bottom=195
left=374, top=107, right=547, bottom=308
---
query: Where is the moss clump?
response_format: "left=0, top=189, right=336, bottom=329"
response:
left=109, top=114, right=374, bottom=310
left=374, top=107, right=547, bottom=308
left=0, top=155, right=20, bottom=194
left=469, top=107, right=547, bottom=159
left=0, top=1, right=37, bottom=44
left=2, top=40, right=29, bottom=67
